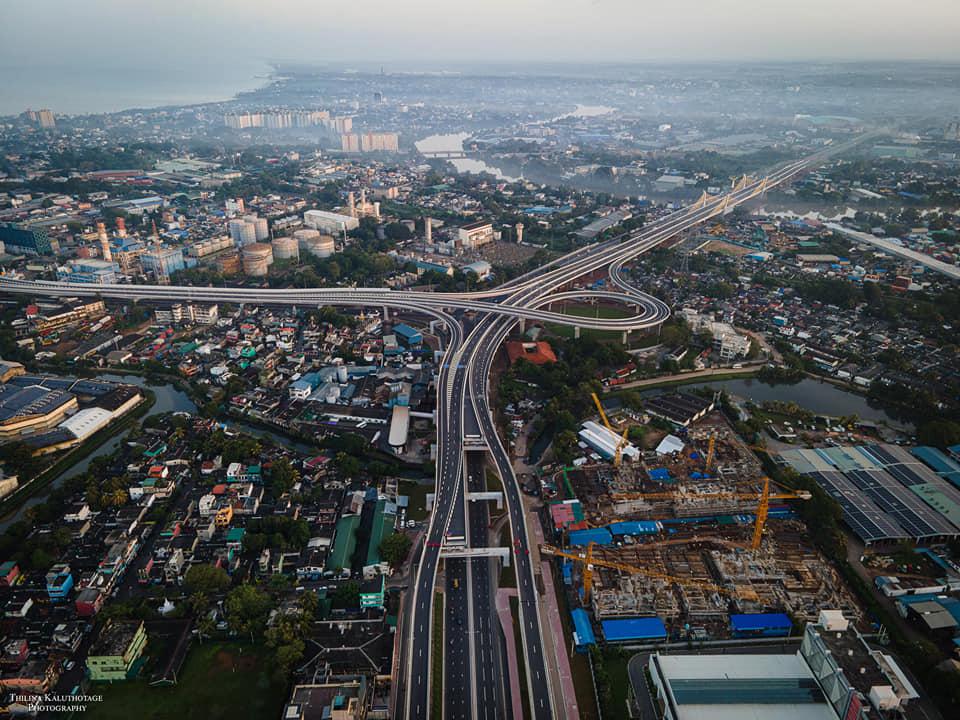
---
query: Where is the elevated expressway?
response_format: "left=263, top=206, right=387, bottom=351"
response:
left=0, top=135, right=874, bottom=719
left=433, top=140, right=875, bottom=720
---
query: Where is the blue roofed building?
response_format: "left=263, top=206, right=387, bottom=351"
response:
left=392, top=323, right=422, bottom=348
left=602, top=617, right=667, bottom=642
left=46, top=563, right=74, bottom=602
left=571, top=609, right=596, bottom=652
left=568, top=528, right=613, bottom=546
left=608, top=520, right=661, bottom=537
left=911, top=446, right=960, bottom=488
left=730, top=613, right=793, bottom=638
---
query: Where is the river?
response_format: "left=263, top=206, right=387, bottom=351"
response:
left=415, top=132, right=519, bottom=181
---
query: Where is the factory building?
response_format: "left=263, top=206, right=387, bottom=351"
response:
left=458, top=220, right=494, bottom=249
left=776, top=444, right=960, bottom=545
left=303, top=209, right=359, bottom=235
left=0, top=385, right=78, bottom=439
left=140, top=246, right=186, bottom=279
left=56, top=258, right=120, bottom=285
left=645, top=393, right=716, bottom=428
left=646, top=610, right=922, bottom=720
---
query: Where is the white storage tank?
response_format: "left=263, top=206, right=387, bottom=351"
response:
left=336, top=365, right=349, bottom=383
left=242, top=242, right=274, bottom=276
left=272, top=236, right=299, bottom=261
left=303, top=234, right=336, bottom=259
left=246, top=215, right=269, bottom=242
left=294, top=228, right=321, bottom=250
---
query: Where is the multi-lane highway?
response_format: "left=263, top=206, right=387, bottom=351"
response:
left=0, top=136, right=875, bottom=719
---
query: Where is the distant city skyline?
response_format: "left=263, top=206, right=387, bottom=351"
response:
left=3, top=1, right=960, bottom=66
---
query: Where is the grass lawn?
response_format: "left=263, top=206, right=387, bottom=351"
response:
left=547, top=303, right=631, bottom=341
left=431, top=593, right=444, bottom=719
left=83, top=642, right=287, bottom=720
left=399, top=480, right=431, bottom=521
left=603, top=650, right=631, bottom=715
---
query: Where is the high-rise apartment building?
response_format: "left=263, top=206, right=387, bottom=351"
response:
left=37, top=109, right=56, bottom=128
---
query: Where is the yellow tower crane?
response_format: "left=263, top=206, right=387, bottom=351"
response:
left=541, top=542, right=738, bottom=603
left=610, top=479, right=811, bottom=550
left=591, top=392, right=629, bottom=467
left=704, top=433, right=717, bottom=472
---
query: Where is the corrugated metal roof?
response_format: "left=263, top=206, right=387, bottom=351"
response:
left=729, top=613, right=792, bottom=632
left=601, top=617, right=667, bottom=641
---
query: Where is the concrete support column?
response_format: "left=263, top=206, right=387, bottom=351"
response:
left=622, top=331, right=629, bottom=345
left=574, top=326, right=581, bottom=339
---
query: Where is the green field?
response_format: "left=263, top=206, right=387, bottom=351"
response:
left=603, top=650, right=631, bottom=715
left=83, top=643, right=287, bottom=720
left=547, top=303, right=632, bottom=340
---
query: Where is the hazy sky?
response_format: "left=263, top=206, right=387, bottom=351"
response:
left=3, top=0, right=960, bottom=66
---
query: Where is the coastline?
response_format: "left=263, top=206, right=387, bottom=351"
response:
left=0, top=60, right=275, bottom=118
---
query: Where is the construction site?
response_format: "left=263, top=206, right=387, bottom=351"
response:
left=545, top=400, right=863, bottom=642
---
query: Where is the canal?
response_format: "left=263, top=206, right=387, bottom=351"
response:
left=649, top=377, right=912, bottom=432
left=0, top=375, right=197, bottom=532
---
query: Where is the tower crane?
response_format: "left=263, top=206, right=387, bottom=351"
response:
left=704, top=433, right=717, bottom=472
left=591, top=392, right=629, bottom=467
left=541, top=542, right=738, bottom=603
left=610, top=478, right=811, bottom=550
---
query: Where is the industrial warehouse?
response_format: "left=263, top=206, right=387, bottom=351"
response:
left=774, top=444, right=960, bottom=545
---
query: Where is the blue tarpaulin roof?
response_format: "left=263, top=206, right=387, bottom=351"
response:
left=730, top=613, right=792, bottom=632
left=569, top=528, right=613, bottom=546
left=602, top=617, right=667, bottom=642
left=649, top=468, right=671, bottom=481
left=571, top=609, right=596, bottom=647
left=608, top=521, right=660, bottom=536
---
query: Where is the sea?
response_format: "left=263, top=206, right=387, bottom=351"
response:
left=0, top=60, right=271, bottom=116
